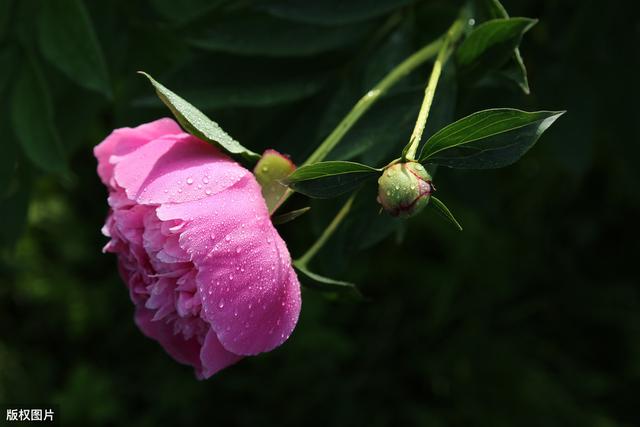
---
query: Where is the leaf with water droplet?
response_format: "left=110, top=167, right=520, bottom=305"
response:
left=456, top=18, right=536, bottom=83
left=138, top=72, right=260, bottom=162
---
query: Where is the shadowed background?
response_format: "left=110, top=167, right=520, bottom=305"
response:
left=1, top=0, right=638, bottom=426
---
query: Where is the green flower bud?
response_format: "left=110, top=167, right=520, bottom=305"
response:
left=377, top=162, right=434, bottom=218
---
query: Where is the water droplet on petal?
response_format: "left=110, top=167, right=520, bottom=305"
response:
left=203, top=177, right=209, bottom=184
left=205, top=189, right=212, bottom=195
left=218, top=298, right=225, bottom=308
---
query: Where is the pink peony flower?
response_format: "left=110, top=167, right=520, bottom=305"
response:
left=94, top=118, right=301, bottom=379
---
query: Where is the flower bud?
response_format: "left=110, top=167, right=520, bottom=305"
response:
left=377, top=162, right=434, bottom=218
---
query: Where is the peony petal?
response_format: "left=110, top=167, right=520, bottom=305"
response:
left=199, top=329, right=243, bottom=379
left=113, top=134, right=248, bottom=206
left=157, top=176, right=301, bottom=356
left=134, top=306, right=202, bottom=372
left=95, top=118, right=181, bottom=187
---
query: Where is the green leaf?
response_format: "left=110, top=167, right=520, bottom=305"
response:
left=456, top=18, right=536, bottom=81
left=189, top=13, right=371, bottom=57
left=254, top=150, right=296, bottom=214
left=11, top=56, right=67, bottom=173
left=272, top=207, right=311, bottom=225
left=261, top=0, right=412, bottom=25
left=475, top=0, right=530, bottom=93
left=138, top=72, right=260, bottom=162
left=429, top=196, right=463, bottom=231
left=420, top=109, right=565, bottom=169
left=293, top=261, right=361, bottom=297
left=286, top=161, right=380, bottom=198
left=37, top=0, right=110, bottom=96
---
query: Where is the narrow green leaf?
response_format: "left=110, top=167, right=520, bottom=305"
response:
left=429, top=196, right=463, bottom=231
left=286, top=161, right=380, bottom=198
left=37, top=0, right=110, bottom=96
left=261, top=0, right=412, bottom=25
left=272, top=207, right=311, bottom=225
left=189, top=13, right=371, bottom=57
left=293, top=261, right=361, bottom=298
left=456, top=18, right=536, bottom=81
left=11, top=57, right=67, bottom=173
left=254, top=150, right=296, bottom=214
left=420, top=109, right=565, bottom=169
left=138, top=72, right=260, bottom=162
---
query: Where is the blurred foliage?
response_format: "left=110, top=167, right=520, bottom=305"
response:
left=1, top=0, right=638, bottom=426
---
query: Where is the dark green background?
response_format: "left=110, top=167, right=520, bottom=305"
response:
left=1, top=0, right=638, bottom=426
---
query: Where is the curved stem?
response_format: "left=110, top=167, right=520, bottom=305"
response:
left=403, top=18, right=466, bottom=161
left=303, top=37, right=443, bottom=166
left=276, top=37, right=444, bottom=211
left=295, top=195, right=355, bottom=266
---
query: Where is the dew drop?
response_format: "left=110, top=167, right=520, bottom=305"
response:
left=218, top=298, right=225, bottom=309
left=205, top=189, right=212, bottom=195
left=203, top=177, right=209, bottom=184
left=186, top=177, right=194, bottom=185
left=236, top=247, right=242, bottom=254
left=225, top=236, right=231, bottom=242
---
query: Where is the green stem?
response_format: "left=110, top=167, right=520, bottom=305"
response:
left=303, top=37, right=443, bottom=167
left=295, top=195, right=355, bottom=266
left=403, top=18, right=466, bottom=161
left=277, top=37, right=444, bottom=210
